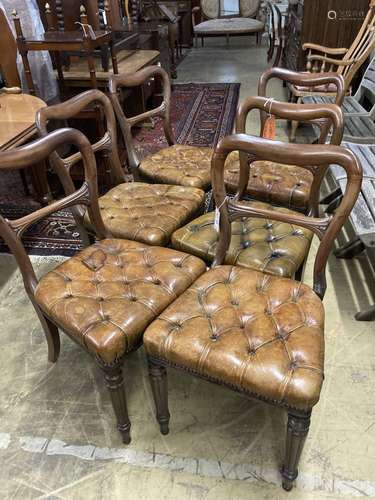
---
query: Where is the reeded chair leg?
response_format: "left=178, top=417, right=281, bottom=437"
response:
left=281, top=409, right=311, bottom=491
left=34, top=306, right=60, bottom=363
left=148, top=359, right=170, bottom=435
left=100, top=362, right=131, bottom=444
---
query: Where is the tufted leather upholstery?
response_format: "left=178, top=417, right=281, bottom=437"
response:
left=172, top=200, right=313, bottom=278
left=84, top=182, right=205, bottom=246
left=224, top=152, right=313, bottom=210
left=35, top=239, right=206, bottom=364
left=139, top=145, right=214, bottom=189
left=144, top=265, right=325, bottom=410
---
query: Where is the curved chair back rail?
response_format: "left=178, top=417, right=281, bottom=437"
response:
left=258, top=68, right=346, bottom=108
left=211, top=134, right=362, bottom=299
left=0, top=129, right=109, bottom=295
left=36, top=89, right=125, bottom=239
left=109, top=65, right=175, bottom=176
left=0, top=129, right=109, bottom=361
left=235, top=95, right=344, bottom=213
left=36, top=88, right=125, bottom=189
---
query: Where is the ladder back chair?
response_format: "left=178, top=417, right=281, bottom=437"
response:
left=0, top=128, right=206, bottom=443
left=172, top=95, right=344, bottom=279
left=36, top=89, right=205, bottom=246
left=143, top=134, right=363, bottom=491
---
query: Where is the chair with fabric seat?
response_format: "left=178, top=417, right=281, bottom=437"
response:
left=142, top=134, right=362, bottom=491
left=0, top=128, right=206, bottom=444
left=109, top=65, right=220, bottom=191
left=172, top=96, right=344, bottom=277
left=36, top=89, right=205, bottom=247
left=223, top=68, right=345, bottom=213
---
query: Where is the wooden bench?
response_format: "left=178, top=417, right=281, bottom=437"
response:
left=326, top=141, right=375, bottom=320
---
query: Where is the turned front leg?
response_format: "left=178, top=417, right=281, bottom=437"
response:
left=148, top=359, right=170, bottom=435
left=281, top=409, right=311, bottom=491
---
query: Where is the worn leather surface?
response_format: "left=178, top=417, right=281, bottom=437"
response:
left=35, top=239, right=206, bottom=364
left=139, top=144, right=213, bottom=190
left=224, top=152, right=313, bottom=210
left=84, top=182, right=205, bottom=246
left=172, top=200, right=313, bottom=278
left=144, top=265, right=325, bottom=410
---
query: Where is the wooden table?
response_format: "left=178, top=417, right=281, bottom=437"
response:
left=0, top=93, right=50, bottom=203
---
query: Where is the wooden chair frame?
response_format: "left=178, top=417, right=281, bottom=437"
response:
left=234, top=95, right=344, bottom=217
left=147, top=134, right=362, bottom=491
left=0, top=129, right=137, bottom=444
left=109, top=65, right=175, bottom=180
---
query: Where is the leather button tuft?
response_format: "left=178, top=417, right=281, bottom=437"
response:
left=210, top=334, right=218, bottom=341
left=231, top=299, right=239, bottom=306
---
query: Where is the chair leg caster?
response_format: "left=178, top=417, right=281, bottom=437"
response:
left=282, top=477, right=294, bottom=492
left=281, top=466, right=296, bottom=491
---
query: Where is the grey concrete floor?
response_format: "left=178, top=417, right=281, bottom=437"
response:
left=1, top=38, right=375, bottom=499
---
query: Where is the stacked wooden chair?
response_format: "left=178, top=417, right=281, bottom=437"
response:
left=288, top=0, right=375, bottom=140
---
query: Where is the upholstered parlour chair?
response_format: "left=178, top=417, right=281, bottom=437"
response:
left=224, top=68, right=345, bottom=213
left=36, top=89, right=205, bottom=247
left=109, top=65, right=236, bottom=191
left=171, top=96, right=344, bottom=278
left=0, top=129, right=207, bottom=443
left=142, top=134, right=362, bottom=490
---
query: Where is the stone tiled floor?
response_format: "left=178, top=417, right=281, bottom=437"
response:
left=0, top=37, right=375, bottom=499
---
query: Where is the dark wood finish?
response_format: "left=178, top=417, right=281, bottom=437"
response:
left=281, top=410, right=311, bottom=491
left=12, top=7, right=117, bottom=91
left=109, top=66, right=175, bottom=178
left=142, top=0, right=192, bottom=47
left=36, top=89, right=126, bottom=212
left=0, top=9, right=21, bottom=88
left=283, top=0, right=370, bottom=72
left=100, top=362, right=131, bottom=444
left=0, top=128, right=136, bottom=443
left=148, top=360, right=170, bottom=435
left=147, top=132, right=363, bottom=491
left=266, top=1, right=284, bottom=67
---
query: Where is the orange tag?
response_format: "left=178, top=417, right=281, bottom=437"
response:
left=262, top=115, right=276, bottom=140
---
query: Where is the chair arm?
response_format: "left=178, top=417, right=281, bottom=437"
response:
left=302, top=43, right=348, bottom=56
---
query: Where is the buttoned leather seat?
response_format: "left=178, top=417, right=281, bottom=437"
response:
left=172, top=200, right=313, bottom=278
left=224, top=152, right=313, bottom=210
left=144, top=265, right=324, bottom=410
left=139, top=145, right=214, bottom=190
left=84, top=182, right=205, bottom=246
left=35, top=239, right=207, bottom=364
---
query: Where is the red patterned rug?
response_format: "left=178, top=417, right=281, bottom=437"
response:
left=0, top=82, right=240, bottom=256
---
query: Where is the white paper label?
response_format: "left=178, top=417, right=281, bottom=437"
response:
left=214, top=208, right=220, bottom=232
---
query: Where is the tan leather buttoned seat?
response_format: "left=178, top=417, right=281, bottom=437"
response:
left=139, top=145, right=214, bottom=190
left=172, top=200, right=313, bottom=278
left=144, top=265, right=324, bottom=410
left=224, top=152, right=314, bottom=211
left=84, top=182, right=205, bottom=246
left=35, top=239, right=206, bottom=364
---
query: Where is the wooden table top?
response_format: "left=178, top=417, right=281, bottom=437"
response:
left=0, top=93, right=46, bottom=151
